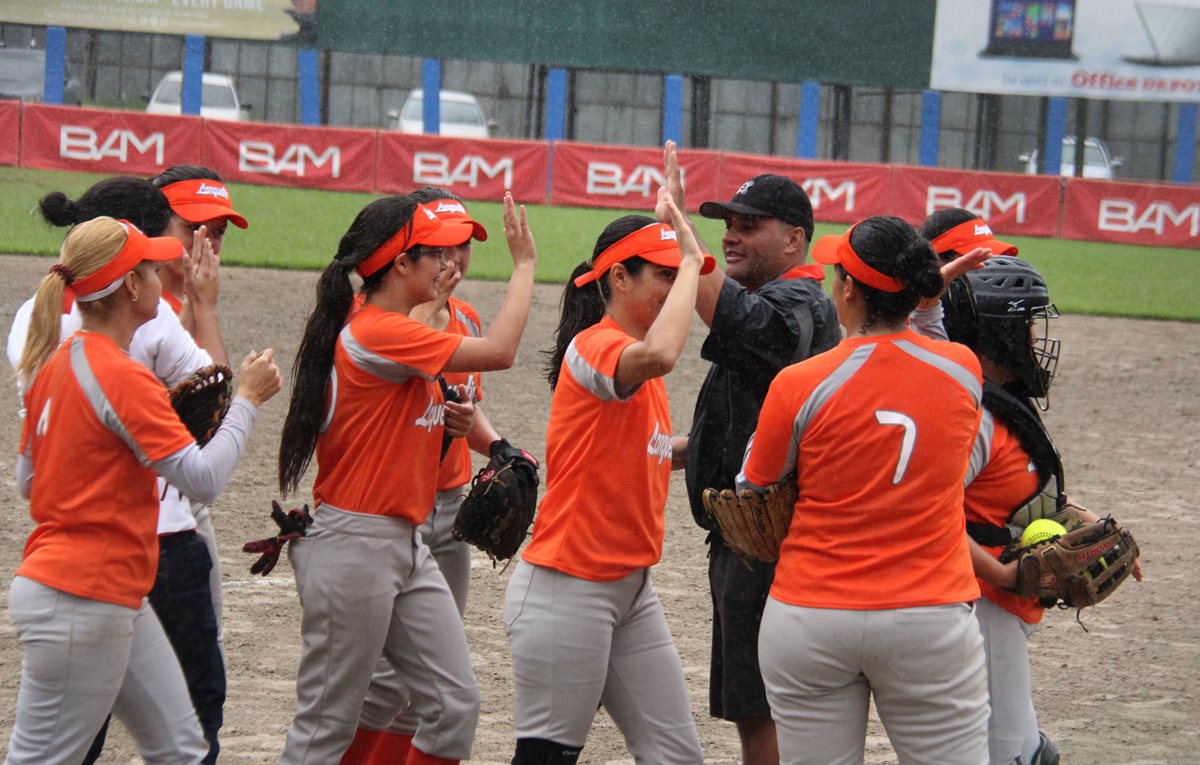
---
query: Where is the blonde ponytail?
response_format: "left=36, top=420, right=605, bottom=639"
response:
left=17, top=217, right=127, bottom=381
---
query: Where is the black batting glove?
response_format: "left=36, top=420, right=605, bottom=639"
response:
left=489, top=438, right=540, bottom=486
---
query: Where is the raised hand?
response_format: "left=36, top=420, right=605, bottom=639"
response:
left=502, top=192, right=536, bottom=268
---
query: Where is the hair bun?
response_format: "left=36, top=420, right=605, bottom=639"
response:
left=38, top=192, right=78, bottom=227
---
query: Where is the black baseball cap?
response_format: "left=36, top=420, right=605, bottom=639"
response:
left=699, top=174, right=814, bottom=241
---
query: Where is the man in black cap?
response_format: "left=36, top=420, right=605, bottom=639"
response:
left=666, top=144, right=840, bottom=764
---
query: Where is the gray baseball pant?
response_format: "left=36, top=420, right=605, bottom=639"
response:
left=278, top=504, right=479, bottom=764
left=358, top=486, right=472, bottom=734
left=759, top=598, right=989, bottom=765
left=503, top=561, right=703, bottom=764
left=4, top=576, right=206, bottom=765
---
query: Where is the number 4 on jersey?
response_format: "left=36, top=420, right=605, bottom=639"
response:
left=875, top=410, right=915, bottom=484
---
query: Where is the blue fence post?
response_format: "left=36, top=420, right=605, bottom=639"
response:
left=182, top=35, right=205, bottom=116
left=545, top=68, right=568, bottom=141
left=662, top=74, right=683, bottom=146
left=1172, top=103, right=1197, bottom=184
left=919, top=90, right=941, bottom=167
left=422, top=58, right=441, bottom=135
left=43, top=26, right=67, bottom=105
left=796, top=80, right=820, bottom=159
left=1042, top=97, right=1068, bottom=175
left=297, top=48, right=320, bottom=126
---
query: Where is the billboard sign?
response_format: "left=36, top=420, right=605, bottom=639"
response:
left=931, top=0, right=1200, bottom=101
left=0, top=0, right=309, bottom=43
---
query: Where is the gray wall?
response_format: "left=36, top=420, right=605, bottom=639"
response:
left=1, top=24, right=1195, bottom=182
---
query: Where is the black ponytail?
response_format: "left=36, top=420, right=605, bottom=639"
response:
left=278, top=195, right=419, bottom=495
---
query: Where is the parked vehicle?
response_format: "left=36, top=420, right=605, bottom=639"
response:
left=146, top=71, right=248, bottom=121
left=0, top=47, right=83, bottom=106
left=1019, top=136, right=1123, bottom=180
left=391, top=89, right=496, bottom=138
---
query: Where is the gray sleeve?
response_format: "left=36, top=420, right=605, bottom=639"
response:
left=910, top=304, right=948, bottom=341
left=152, top=397, right=258, bottom=503
left=16, top=452, right=32, bottom=499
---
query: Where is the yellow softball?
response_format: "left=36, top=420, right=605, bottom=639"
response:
left=1021, top=518, right=1067, bottom=547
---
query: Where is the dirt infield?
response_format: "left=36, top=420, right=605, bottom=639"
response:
left=0, top=253, right=1196, bottom=764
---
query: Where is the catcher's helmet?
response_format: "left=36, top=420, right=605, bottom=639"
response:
left=944, top=257, right=1059, bottom=401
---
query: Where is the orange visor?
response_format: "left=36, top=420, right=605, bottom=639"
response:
left=929, top=218, right=1017, bottom=257
left=355, top=203, right=468, bottom=278
left=426, top=199, right=488, bottom=243
left=161, top=179, right=248, bottom=229
left=812, top=223, right=904, bottom=293
left=573, top=223, right=716, bottom=287
left=69, top=220, right=184, bottom=303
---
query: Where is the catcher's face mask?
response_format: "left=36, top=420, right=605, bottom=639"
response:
left=1026, top=303, right=1061, bottom=403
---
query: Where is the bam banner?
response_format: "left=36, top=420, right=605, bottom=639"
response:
left=20, top=104, right=203, bottom=174
left=550, top=142, right=720, bottom=212
left=0, top=102, right=19, bottom=167
left=889, top=166, right=1061, bottom=237
left=1, top=0, right=308, bottom=42
left=1062, top=178, right=1200, bottom=248
left=719, top=154, right=891, bottom=224
left=377, top=133, right=549, bottom=203
left=203, top=119, right=376, bottom=192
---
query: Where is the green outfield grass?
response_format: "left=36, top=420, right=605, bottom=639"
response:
left=1, top=166, right=1196, bottom=320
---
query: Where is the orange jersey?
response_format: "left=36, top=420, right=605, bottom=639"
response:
left=521, top=316, right=674, bottom=581
left=965, top=412, right=1045, bottom=623
left=18, top=332, right=195, bottom=608
left=436, top=297, right=483, bottom=491
left=741, top=329, right=983, bottom=610
left=312, top=303, right=462, bottom=522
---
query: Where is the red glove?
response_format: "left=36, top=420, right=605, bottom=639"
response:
left=242, top=500, right=312, bottom=576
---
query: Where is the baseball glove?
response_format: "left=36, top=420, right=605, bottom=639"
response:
left=242, top=500, right=313, bottom=576
left=701, top=481, right=797, bottom=563
left=1012, top=516, right=1139, bottom=608
left=169, top=364, right=233, bottom=446
left=451, top=439, right=540, bottom=564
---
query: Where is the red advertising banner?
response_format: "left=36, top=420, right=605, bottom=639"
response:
left=0, top=101, right=19, bottom=167
left=1062, top=178, right=1200, bottom=249
left=20, top=104, right=203, bottom=175
left=550, top=141, right=720, bottom=212
left=377, top=133, right=549, bottom=203
left=202, top=120, right=376, bottom=193
left=717, top=154, right=892, bottom=224
left=890, top=166, right=1062, bottom=237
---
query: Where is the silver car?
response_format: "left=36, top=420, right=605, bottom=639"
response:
left=1020, top=136, right=1124, bottom=180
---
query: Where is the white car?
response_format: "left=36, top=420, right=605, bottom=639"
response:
left=146, top=71, right=247, bottom=121
left=391, top=89, right=495, bottom=138
left=1019, top=136, right=1123, bottom=180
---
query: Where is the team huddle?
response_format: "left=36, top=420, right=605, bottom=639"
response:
left=3, top=141, right=1141, bottom=765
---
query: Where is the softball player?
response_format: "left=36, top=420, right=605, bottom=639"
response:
left=343, top=188, right=534, bottom=764
left=152, top=164, right=247, bottom=364
left=6, top=173, right=244, bottom=765
left=740, top=216, right=990, bottom=765
left=276, top=192, right=536, bottom=764
left=6, top=216, right=280, bottom=765
left=923, top=210, right=1140, bottom=765
left=503, top=190, right=713, bottom=765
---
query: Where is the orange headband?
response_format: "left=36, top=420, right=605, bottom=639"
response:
left=929, top=218, right=1017, bottom=256
left=355, top=203, right=466, bottom=278
left=68, top=220, right=184, bottom=302
left=574, top=223, right=715, bottom=287
left=811, top=223, right=904, bottom=293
